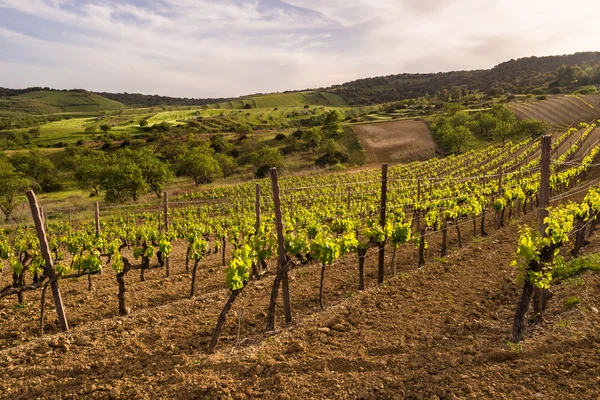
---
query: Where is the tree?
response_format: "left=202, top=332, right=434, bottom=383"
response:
left=444, top=125, right=473, bottom=153
left=70, top=151, right=109, bottom=195
left=101, top=157, right=148, bottom=203
left=478, top=113, right=497, bottom=137
left=322, top=110, right=343, bottom=136
left=518, top=119, right=550, bottom=139
left=177, top=147, right=222, bottom=185
left=302, top=128, right=322, bottom=152
left=492, top=120, right=514, bottom=143
left=213, top=153, right=237, bottom=177
left=10, top=149, right=61, bottom=192
left=0, top=160, right=29, bottom=221
left=127, top=149, right=172, bottom=197
left=250, top=147, right=284, bottom=177
left=139, top=119, right=148, bottom=128
left=100, top=124, right=111, bottom=133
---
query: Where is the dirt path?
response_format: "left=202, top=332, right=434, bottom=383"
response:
left=352, top=120, right=440, bottom=164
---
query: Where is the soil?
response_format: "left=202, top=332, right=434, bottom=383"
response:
left=1, top=179, right=600, bottom=399
left=353, top=120, right=439, bottom=164
left=508, top=96, right=600, bottom=127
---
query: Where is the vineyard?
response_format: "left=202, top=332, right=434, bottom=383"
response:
left=508, top=95, right=600, bottom=127
left=1, top=118, right=600, bottom=398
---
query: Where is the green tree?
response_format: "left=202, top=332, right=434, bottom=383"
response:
left=444, top=125, right=473, bottom=153
left=250, top=147, right=284, bottom=177
left=10, top=149, right=61, bottom=192
left=478, top=113, right=497, bottom=137
left=127, top=149, right=172, bottom=197
left=139, top=119, right=148, bottom=128
left=518, top=119, right=550, bottom=139
left=177, top=147, right=222, bottom=186
left=492, top=120, right=514, bottom=143
left=323, top=110, right=343, bottom=136
left=302, top=128, right=322, bottom=152
left=0, top=160, right=29, bottom=221
left=70, top=151, right=109, bottom=195
left=101, top=157, right=148, bottom=203
left=213, top=153, right=237, bottom=177
left=100, top=123, right=111, bottom=133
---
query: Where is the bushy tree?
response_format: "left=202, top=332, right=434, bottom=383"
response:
left=250, top=147, right=284, bottom=177
left=0, top=159, right=29, bottom=221
left=213, top=153, right=237, bottom=177
left=128, top=148, right=172, bottom=197
left=101, top=158, right=148, bottom=203
left=10, top=149, right=61, bottom=192
left=70, top=151, right=109, bottom=195
left=100, top=123, right=111, bottom=133
left=177, top=146, right=222, bottom=185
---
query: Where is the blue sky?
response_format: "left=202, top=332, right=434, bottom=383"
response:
left=0, top=0, right=598, bottom=98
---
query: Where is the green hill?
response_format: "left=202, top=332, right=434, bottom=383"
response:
left=212, top=91, right=346, bottom=109
left=0, top=90, right=127, bottom=115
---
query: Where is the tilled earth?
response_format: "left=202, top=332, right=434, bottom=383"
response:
left=1, top=191, right=600, bottom=399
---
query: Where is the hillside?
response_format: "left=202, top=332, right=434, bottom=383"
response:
left=508, top=94, right=600, bottom=127
left=0, top=91, right=126, bottom=115
left=211, top=91, right=346, bottom=109
left=325, top=52, right=600, bottom=105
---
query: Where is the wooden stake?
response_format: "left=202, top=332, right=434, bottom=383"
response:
left=378, top=164, right=388, bottom=284
left=164, top=191, right=170, bottom=277
left=94, top=202, right=100, bottom=237
left=347, top=186, right=351, bottom=211
left=26, top=191, right=69, bottom=332
left=267, top=168, right=292, bottom=330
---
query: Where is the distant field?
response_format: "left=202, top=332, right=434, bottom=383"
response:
left=353, top=120, right=439, bottom=164
left=508, top=95, right=600, bottom=127
left=212, top=91, right=346, bottom=109
left=0, top=91, right=126, bottom=116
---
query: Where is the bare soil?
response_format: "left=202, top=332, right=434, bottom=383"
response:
left=353, top=120, right=440, bottom=164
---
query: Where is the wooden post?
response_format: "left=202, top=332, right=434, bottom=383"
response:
left=378, top=164, right=388, bottom=284
left=347, top=186, right=351, bottom=211
left=512, top=135, right=551, bottom=343
left=94, top=202, right=100, bottom=237
left=416, top=179, right=421, bottom=231
left=255, top=184, right=261, bottom=233
left=163, top=191, right=170, bottom=277
left=44, top=210, right=49, bottom=233
left=268, top=168, right=292, bottom=326
left=68, top=210, right=72, bottom=227
left=26, top=191, right=69, bottom=332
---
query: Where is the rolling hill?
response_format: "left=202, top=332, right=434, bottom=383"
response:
left=508, top=94, right=600, bottom=127
left=0, top=90, right=127, bottom=115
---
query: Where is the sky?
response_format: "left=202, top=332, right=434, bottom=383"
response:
left=0, top=0, right=599, bottom=98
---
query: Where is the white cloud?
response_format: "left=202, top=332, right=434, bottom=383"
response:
left=0, top=0, right=598, bottom=97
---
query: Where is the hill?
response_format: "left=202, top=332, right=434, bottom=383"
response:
left=211, top=91, right=346, bottom=109
left=0, top=90, right=126, bottom=115
left=325, top=52, right=600, bottom=105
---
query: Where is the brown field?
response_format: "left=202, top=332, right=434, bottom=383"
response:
left=508, top=95, right=600, bottom=127
left=353, top=120, right=440, bottom=164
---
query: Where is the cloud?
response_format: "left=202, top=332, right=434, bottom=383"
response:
left=0, top=0, right=598, bottom=97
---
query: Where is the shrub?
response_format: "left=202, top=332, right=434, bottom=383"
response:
left=275, top=133, right=286, bottom=140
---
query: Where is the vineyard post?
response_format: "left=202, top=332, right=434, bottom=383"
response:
left=536, top=136, right=552, bottom=314
left=269, top=168, right=292, bottom=325
left=255, top=184, right=261, bottom=232
left=347, top=185, right=351, bottom=212
left=164, top=191, right=170, bottom=277
left=68, top=210, right=72, bottom=226
left=40, top=206, right=44, bottom=227
left=416, top=179, right=421, bottom=232
left=253, top=184, right=262, bottom=279
left=26, top=191, right=69, bottom=332
left=378, top=164, right=388, bottom=284
left=44, top=209, right=49, bottom=233
left=94, top=202, right=100, bottom=237
left=157, top=206, right=161, bottom=233
left=512, top=135, right=551, bottom=342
